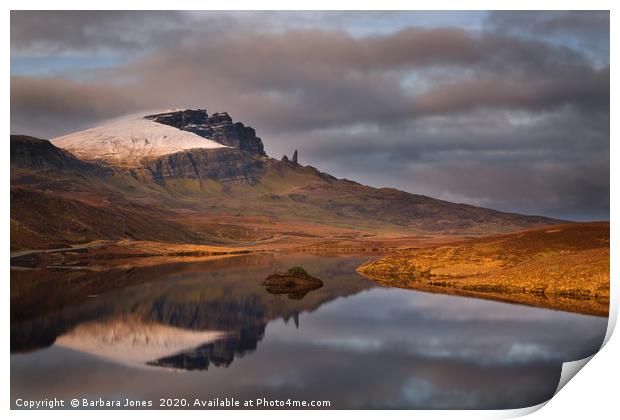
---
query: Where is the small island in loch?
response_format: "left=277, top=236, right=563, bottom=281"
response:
left=261, top=266, right=324, bottom=299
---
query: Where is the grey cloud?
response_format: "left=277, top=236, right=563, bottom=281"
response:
left=10, top=11, right=190, bottom=54
left=484, top=11, right=610, bottom=66
left=13, top=24, right=608, bottom=130
left=10, top=77, right=142, bottom=138
left=485, top=11, right=609, bottom=42
left=10, top=11, right=485, bottom=55
left=103, top=27, right=608, bottom=130
left=276, top=106, right=609, bottom=220
left=413, top=69, right=609, bottom=116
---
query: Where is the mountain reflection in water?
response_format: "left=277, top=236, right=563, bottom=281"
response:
left=11, top=254, right=370, bottom=370
left=11, top=253, right=608, bottom=409
left=55, top=318, right=227, bottom=369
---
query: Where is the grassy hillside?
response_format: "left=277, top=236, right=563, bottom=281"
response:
left=11, top=135, right=563, bottom=250
left=357, top=222, right=610, bottom=316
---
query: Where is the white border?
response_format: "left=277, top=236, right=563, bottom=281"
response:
left=3, top=2, right=617, bottom=419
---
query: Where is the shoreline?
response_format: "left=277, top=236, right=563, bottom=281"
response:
left=357, top=222, right=610, bottom=317
left=9, top=234, right=458, bottom=270
left=10, top=223, right=609, bottom=317
left=356, top=269, right=609, bottom=317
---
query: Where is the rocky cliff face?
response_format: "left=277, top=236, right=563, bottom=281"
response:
left=139, top=147, right=263, bottom=184
left=145, top=109, right=266, bottom=156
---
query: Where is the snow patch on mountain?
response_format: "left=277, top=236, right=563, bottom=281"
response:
left=51, top=116, right=228, bottom=166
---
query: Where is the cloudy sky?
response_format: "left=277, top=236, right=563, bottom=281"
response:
left=10, top=11, right=609, bottom=220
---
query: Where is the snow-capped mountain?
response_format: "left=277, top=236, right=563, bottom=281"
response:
left=51, top=115, right=228, bottom=166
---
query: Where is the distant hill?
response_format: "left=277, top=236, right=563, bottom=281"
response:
left=10, top=109, right=563, bottom=250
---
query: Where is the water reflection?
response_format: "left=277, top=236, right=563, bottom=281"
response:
left=11, top=254, right=371, bottom=366
left=55, top=317, right=226, bottom=369
left=146, top=325, right=265, bottom=371
left=10, top=253, right=608, bottom=409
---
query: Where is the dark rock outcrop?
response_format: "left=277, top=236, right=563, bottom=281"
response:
left=140, top=147, right=263, bottom=184
left=145, top=109, right=266, bottom=156
left=280, top=150, right=300, bottom=167
left=261, top=267, right=324, bottom=299
left=10, top=135, right=110, bottom=175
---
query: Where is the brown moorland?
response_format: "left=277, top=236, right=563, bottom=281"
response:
left=11, top=132, right=562, bottom=252
left=357, top=222, right=609, bottom=316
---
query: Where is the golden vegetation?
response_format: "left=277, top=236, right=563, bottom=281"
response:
left=10, top=231, right=462, bottom=270
left=357, top=222, right=609, bottom=316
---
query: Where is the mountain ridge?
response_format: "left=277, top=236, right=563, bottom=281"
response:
left=10, top=109, right=565, bottom=251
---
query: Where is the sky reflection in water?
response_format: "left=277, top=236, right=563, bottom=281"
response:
left=10, top=254, right=608, bottom=409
